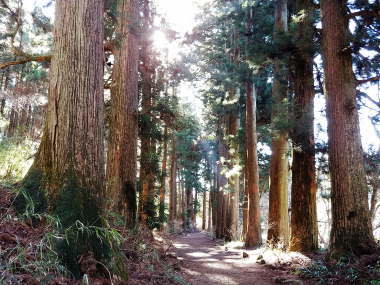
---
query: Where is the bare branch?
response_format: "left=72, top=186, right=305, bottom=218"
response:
left=357, top=75, right=380, bottom=85
left=348, top=8, right=380, bottom=19
left=0, top=55, right=51, bottom=70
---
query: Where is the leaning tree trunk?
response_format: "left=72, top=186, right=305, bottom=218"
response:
left=106, top=0, right=139, bottom=227
left=320, top=0, right=376, bottom=258
left=268, top=0, right=290, bottom=246
left=245, top=83, right=262, bottom=247
left=289, top=0, right=318, bottom=252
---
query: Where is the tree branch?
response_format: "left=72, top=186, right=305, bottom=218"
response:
left=357, top=75, right=380, bottom=85
left=0, top=55, right=51, bottom=70
left=0, top=42, right=115, bottom=70
left=348, top=8, right=380, bottom=19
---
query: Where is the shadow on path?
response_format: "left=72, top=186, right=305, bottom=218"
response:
left=170, top=232, right=278, bottom=285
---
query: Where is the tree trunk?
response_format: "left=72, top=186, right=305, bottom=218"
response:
left=138, top=0, right=156, bottom=225
left=18, top=3, right=105, bottom=275
left=169, top=139, right=177, bottom=231
left=320, top=0, right=376, bottom=258
left=208, top=188, right=212, bottom=232
left=106, top=0, right=139, bottom=227
left=159, top=126, right=169, bottom=226
left=289, top=0, right=318, bottom=252
left=216, top=128, right=228, bottom=238
left=24, top=0, right=105, bottom=201
left=202, top=187, right=207, bottom=230
left=227, top=108, right=240, bottom=240
left=245, top=83, right=262, bottom=247
left=242, top=167, right=248, bottom=238
left=268, top=0, right=290, bottom=246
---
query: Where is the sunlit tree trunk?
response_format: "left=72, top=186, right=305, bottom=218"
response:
left=289, top=0, right=318, bottom=252
left=227, top=108, right=240, bottom=240
left=320, top=0, right=376, bottom=258
left=268, top=0, right=290, bottom=246
left=106, top=0, right=139, bottom=227
left=138, top=0, right=156, bottom=224
left=216, top=127, right=228, bottom=238
left=242, top=166, right=248, bottom=238
left=245, top=83, right=262, bottom=247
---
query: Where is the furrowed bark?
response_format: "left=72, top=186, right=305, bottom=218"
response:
left=321, top=0, right=377, bottom=258
left=268, top=0, right=290, bottom=246
left=290, top=0, right=318, bottom=252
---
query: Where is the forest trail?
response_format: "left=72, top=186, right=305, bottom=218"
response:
left=170, top=232, right=282, bottom=285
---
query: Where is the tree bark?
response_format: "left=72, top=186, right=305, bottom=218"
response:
left=106, top=0, right=139, bottom=227
left=202, top=186, right=207, bottom=230
left=245, top=83, right=262, bottom=247
left=24, top=0, right=105, bottom=212
left=169, top=139, right=177, bottom=231
left=268, top=0, right=290, bottom=246
left=159, top=126, right=169, bottom=226
left=289, top=0, right=318, bottom=252
left=138, top=0, right=156, bottom=225
left=320, top=0, right=376, bottom=258
left=227, top=106, right=240, bottom=240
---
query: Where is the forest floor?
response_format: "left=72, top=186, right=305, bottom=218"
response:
left=169, top=232, right=303, bottom=285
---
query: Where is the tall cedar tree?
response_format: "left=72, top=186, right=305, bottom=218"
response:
left=159, top=125, right=169, bottom=225
left=268, top=0, right=290, bottom=245
left=22, top=0, right=105, bottom=210
left=106, top=0, right=139, bottom=227
left=245, top=83, right=262, bottom=247
left=227, top=96, right=239, bottom=240
left=320, top=0, right=377, bottom=258
left=289, top=0, right=318, bottom=252
left=169, top=138, right=177, bottom=230
left=139, top=0, right=156, bottom=224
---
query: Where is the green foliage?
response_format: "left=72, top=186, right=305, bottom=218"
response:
left=1, top=228, right=70, bottom=283
left=0, top=138, right=37, bottom=183
left=14, top=168, right=48, bottom=220
left=52, top=173, right=113, bottom=278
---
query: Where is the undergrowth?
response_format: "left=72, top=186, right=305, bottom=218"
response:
left=294, top=259, right=380, bottom=284
left=0, top=185, right=186, bottom=284
left=0, top=138, right=37, bottom=184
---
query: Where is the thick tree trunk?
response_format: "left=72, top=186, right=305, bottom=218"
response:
left=245, top=83, right=262, bottom=247
left=106, top=0, right=139, bottom=227
left=242, top=167, right=248, bottom=238
left=25, top=0, right=105, bottom=202
left=289, top=0, right=318, bottom=252
left=268, top=0, right=290, bottom=246
left=320, top=0, right=376, bottom=258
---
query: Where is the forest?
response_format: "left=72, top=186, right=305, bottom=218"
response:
left=0, top=0, right=379, bottom=284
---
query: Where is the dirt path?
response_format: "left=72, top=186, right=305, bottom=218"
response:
left=170, top=232, right=281, bottom=285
